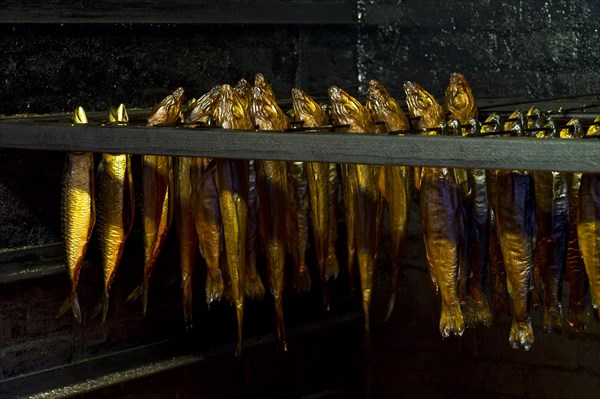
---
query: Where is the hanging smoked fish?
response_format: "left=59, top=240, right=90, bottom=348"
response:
left=292, top=87, right=340, bottom=309
left=136, top=87, right=183, bottom=315
left=531, top=112, right=569, bottom=334
left=365, top=79, right=411, bottom=321
left=444, top=72, right=492, bottom=327
left=97, top=104, right=135, bottom=322
left=185, top=87, right=226, bottom=307
left=404, top=81, right=464, bottom=337
left=215, top=84, right=253, bottom=356
left=482, top=114, right=511, bottom=317
left=329, top=85, right=381, bottom=341
left=61, top=106, right=95, bottom=324
left=251, top=83, right=291, bottom=350
left=560, top=119, right=589, bottom=330
left=578, top=117, right=600, bottom=314
left=495, top=110, right=535, bottom=350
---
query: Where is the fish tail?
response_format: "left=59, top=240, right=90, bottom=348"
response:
left=102, top=290, right=110, bottom=324
left=182, top=275, right=193, bottom=331
left=234, top=303, right=244, bottom=358
left=142, top=276, right=150, bottom=315
left=71, top=293, right=82, bottom=325
left=244, top=273, right=265, bottom=301
left=325, top=250, right=340, bottom=279
left=293, top=265, right=312, bottom=294
left=126, top=283, right=142, bottom=303
left=471, top=300, right=493, bottom=327
left=567, top=303, right=589, bottom=331
left=509, top=319, right=534, bottom=351
left=319, top=258, right=331, bottom=311
left=274, top=294, right=287, bottom=352
left=383, top=262, right=399, bottom=322
left=543, top=306, right=563, bottom=334
left=439, top=303, right=464, bottom=337
left=347, top=249, right=356, bottom=292
left=206, top=273, right=224, bottom=304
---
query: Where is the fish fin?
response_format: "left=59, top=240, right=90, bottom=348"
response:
left=206, top=273, right=224, bottom=305
left=102, top=291, right=110, bottom=323
left=234, top=303, right=244, bottom=358
left=71, top=294, right=83, bottom=325
left=244, top=274, right=265, bottom=300
left=142, top=277, right=150, bottom=316
left=383, top=261, right=400, bottom=322
left=439, top=304, right=464, bottom=338
left=383, top=291, right=396, bottom=322
left=126, top=284, right=142, bottom=304
left=182, top=276, right=193, bottom=331
left=56, top=297, right=71, bottom=319
left=567, top=305, right=589, bottom=331
left=509, top=319, right=534, bottom=351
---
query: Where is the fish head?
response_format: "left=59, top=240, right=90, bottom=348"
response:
left=148, top=87, right=185, bottom=126
left=108, top=103, right=129, bottom=125
left=526, top=107, right=547, bottom=137
left=480, top=113, right=501, bottom=134
left=184, top=85, right=221, bottom=125
left=404, top=81, right=444, bottom=130
left=72, top=106, right=88, bottom=124
left=291, top=87, right=328, bottom=128
left=504, top=109, right=525, bottom=136
left=560, top=118, right=583, bottom=139
left=254, top=73, right=276, bottom=99
left=217, top=84, right=252, bottom=130
left=234, top=78, right=253, bottom=111
left=250, top=86, right=289, bottom=130
left=328, top=86, right=374, bottom=132
left=444, top=72, right=477, bottom=124
left=366, top=79, right=409, bottom=132
left=587, top=116, right=600, bottom=137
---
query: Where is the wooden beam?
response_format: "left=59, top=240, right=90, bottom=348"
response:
left=0, top=120, right=598, bottom=173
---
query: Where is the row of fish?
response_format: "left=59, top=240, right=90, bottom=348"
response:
left=61, top=73, right=599, bottom=355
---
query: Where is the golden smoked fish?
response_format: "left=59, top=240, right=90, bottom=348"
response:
left=445, top=72, right=492, bottom=327
left=215, top=84, right=253, bottom=356
left=61, top=107, right=95, bottom=324
left=97, top=104, right=135, bottom=322
left=495, top=110, right=535, bottom=350
left=251, top=83, right=290, bottom=350
left=292, top=87, right=340, bottom=308
left=560, top=120, right=589, bottom=330
left=531, top=113, right=568, bottom=333
left=329, top=86, right=381, bottom=339
left=365, top=79, right=411, bottom=321
left=578, top=117, right=600, bottom=312
left=184, top=85, right=221, bottom=125
left=404, top=81, right=464, bottom=337
left=139, top=87, right=183, bottom=314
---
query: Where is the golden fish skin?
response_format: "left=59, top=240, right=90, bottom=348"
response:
left=404, top=81, right=464, bottom=337
left=329, top=85, right=380, bottom=338
left=578, top=118, right=600, bottom=311
left=245, top=160, right=265, bottom=300
left=444, top=73, right=492, bottom=327
left=216, top=84, right=254, bottom=356
left=97, top=105, right=135, bottom=323
left=291, top=87, right=339, bottom=309
left=148, top=87, right=185, bottom=126
left=251, top=83, right=289, bottom=350
left=62, top=107, right=95, bottom=324
left=174, top=156, right=197, bottom=330
left=495, top=110, right=535, bottom=350
left=365, top=79, right=411, bottom=321
left=191, top=157, right=224, bottom=305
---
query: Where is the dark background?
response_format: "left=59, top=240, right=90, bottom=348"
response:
left=0, top=1, right=599, bottom=398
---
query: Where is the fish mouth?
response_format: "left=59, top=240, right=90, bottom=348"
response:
left=449, top=72, right=465, bottom=85
left=291, top=87, right=303, bottom=101
left=328, top=86, right=342, bottom=102
left=403, top=81, right=419, bottom=96
left=173, top=87, right=185, bottom=100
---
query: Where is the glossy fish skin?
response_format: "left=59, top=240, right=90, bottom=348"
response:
left=174, top=156, right=197, bottom=330
left=561, top=120, right=589, bottom=330
left=531, top=115, right=569, bottom=333
left=404, top=81, right=464, bottom=338
left=216, top=84, right=254, bottom=356
left=62, top=107, right=95, bottom=324
left=365, top=80, right=411, bottom=321
left=97, top=104, right=135, bottom=322
left=251, top=84, right=290, bottom=350
left=445, top=72, right=491, bottom=327
left=495, top=110, right=535, bottom=350
left=578, top=117, right=600, bottom=311
left=292, top=87, right=339, bottom=309
left=141, top=87, right=184, bottom=314
left=329, top=86, right=381, bottom=339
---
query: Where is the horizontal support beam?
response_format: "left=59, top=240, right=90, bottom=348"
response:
left=0, top=120, right=598, bottom=173
left=0, top=1, right=355, bottom=25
